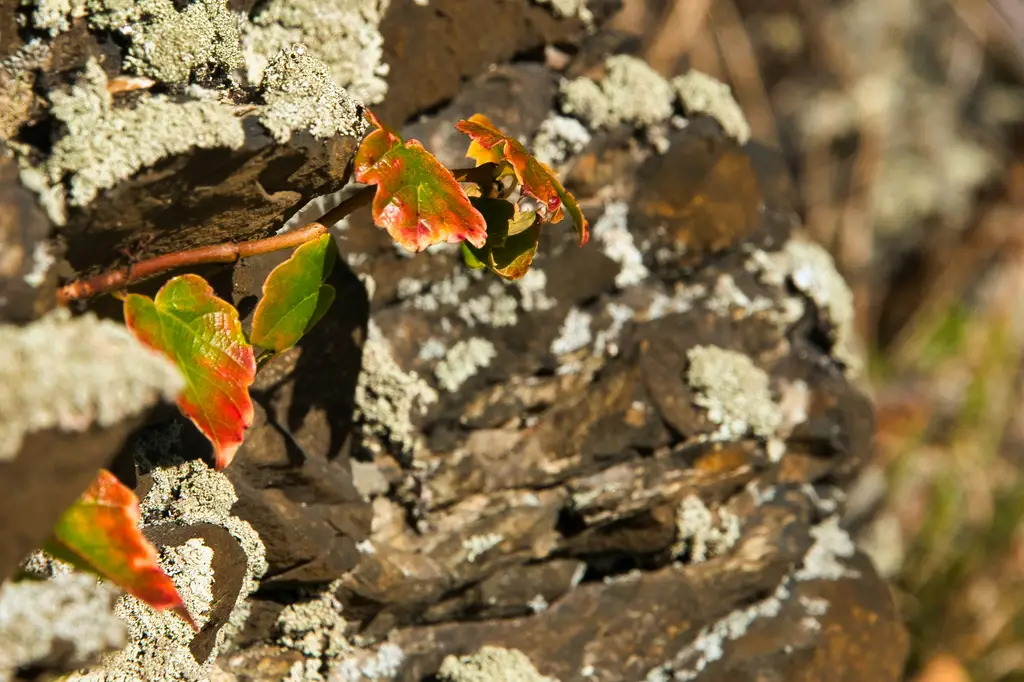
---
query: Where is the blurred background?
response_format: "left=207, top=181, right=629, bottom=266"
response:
left=602, top=0, right=1024, bottom=680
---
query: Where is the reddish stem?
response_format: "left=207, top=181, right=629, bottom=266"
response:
left=57, top=186, right=374, bottom=303
left=56, top=164, right=491, bottom=304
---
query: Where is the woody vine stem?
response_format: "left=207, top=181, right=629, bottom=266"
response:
left=56, top=164, right=495, bottom=304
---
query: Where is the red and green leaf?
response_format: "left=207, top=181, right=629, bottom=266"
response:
left=455, top=113, right=590, bottom=246
left=250, top=234, right=337, bottom=353
left=44, top=469, right=195, bottom=629
left=124, top=274, right=255, bottom=470
left=462, top=197, right=541, bottom=280
left=354, top=109, right=488, bottom=252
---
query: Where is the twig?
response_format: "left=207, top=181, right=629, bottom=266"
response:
left=56, top=162, right=495, bottom=304
left=58, top=186, right=374, bottom=303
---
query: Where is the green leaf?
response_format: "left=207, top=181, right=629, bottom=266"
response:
left=455, top=113, right=590, bottom=246
left=464, top=197, right=541, bottom=280
left=354, top=109, right=488, bottom=252
left=124, top=274, right=255, bottom=470
left=461, top=243, right=487, bottom=270
left=250, top=234, right=337, bottom=352
left=45, top=470, right=195, bottom=629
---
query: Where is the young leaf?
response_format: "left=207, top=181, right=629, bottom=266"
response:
left=124, top=274, right=255, bottom=470
left=354, top=109, right=488, bottom=252
left=463, top=197, right=541, bottom=280
left=250, top=234, right=337, bottom=352
left=45, top=469, right=195, bottom=629
left=455, top=113, right=590, bottom=246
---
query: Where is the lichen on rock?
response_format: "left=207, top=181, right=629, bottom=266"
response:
left=437, top=646, right=559, bottom=682
left=747, top=238, right=861, bottom=375
left=243, top=0, right=391, bottom=104
left=685, top=345, right=782, bottom=441
left=532, top=0, right=592, bottom=24
left=258, top=44, right=367, bottom=143
left=435, top=338, right=497, bottom=393
left=65, top=457, right=266, bottom=682
left=354, top=321, right=438, bottom=458
left=560, top=55, right=674, bottom=130
left=0, top=308, right=183, bottom=460
left=673, top=71, right=751, bottom=145
left=40, top=57, right=245, bottom=218
left=0, top=573, right=126, bottom=681
left=672, top=495, right=741, bottom=563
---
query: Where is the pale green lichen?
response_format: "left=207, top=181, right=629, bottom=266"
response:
left=560, top=55, right=674, bottom=130
left=275, top=581, right=350, bottom=675
left=672, top=495, right=741, bottom=563
left=26, top=0, right=243, bottom=82
left=685, top=345, right=782, bottom=441
left=0, top=573, right=125, bottom=681
left=243, top=0, right=390, bottom=104
left=435, top=338, right=497, bottom=393
left=747, top=239, right=861, bottom=376
left=119, top=0, right=243, bottom=84
left=44, top=57, right=245, bottom=214
left=531, top=114, right=592, bottom=166
left=673, top=70, right=751, bottom=145
left=355, top=321, right=438, bottom=458
left=258, top=44, right=367, bottom=143
left=0, top=308, right=183, bottom=461
left=532, top=0, right=592, bottom=24
left=590, top=202, right=649, bottom=288
left=438, top=646, right=558, bottom=682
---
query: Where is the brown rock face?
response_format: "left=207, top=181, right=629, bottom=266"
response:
left=0, top=2, right=906, bottom=680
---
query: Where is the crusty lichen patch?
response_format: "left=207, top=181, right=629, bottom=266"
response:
left=532, top=0, right=592, bottom=24
left=672, top=495, right=741, bottom=563
left=258, top=44, right=367, bottom=144
left=243, top=0, right=390, bottom=104
left=68, top=458, right=267, bottom=682
left=673, top=71, right=751, bottom=145
left=685, top=345, right=782, bottom=441
left=531, top=114, right=592, bottom=167
left=0, top=573, right=126, bottom=680
left=560, top=55, right=674, bottom=130
left=435, top=338, right=497, bottom=393
left=438, top=646, right=559, bottom=682
left=0, top=308, right=183, bottom=461
left=355, top=321, right=438, bottom=458
left=26, top=0, right=243, bottom=82
left=747, top=238, right=861, bottom=376
left=42, top=57, right=245, bottom=217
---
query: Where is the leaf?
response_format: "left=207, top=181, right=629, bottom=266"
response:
left=455, top=113, right=590, bottom=246
left=45, top=470, right=195, bottom=629
left=354, top=109, right=488, bottom=252
left=124, top=274, right=255, bottom=469
left=463, top=197, right=541, bottom=280
left=250, top=234, right=337, bottom=352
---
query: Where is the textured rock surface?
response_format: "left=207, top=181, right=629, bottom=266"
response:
left=0, top=3, right=906, bottom=681
left=0, top=309, right=183, bottom=582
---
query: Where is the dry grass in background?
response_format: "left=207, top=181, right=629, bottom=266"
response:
left=606, top=0, right=1024, bottom=679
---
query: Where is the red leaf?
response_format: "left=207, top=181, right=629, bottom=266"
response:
left=45, top=470, right=195, bottom=629
left=455, top=113, right=590, bottom=246
left=354, top=109, right=488, bottom=252
left=124, top=274, right=255, bottom=469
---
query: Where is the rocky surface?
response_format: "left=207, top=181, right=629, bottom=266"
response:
left=0, top=2, right=907, bottom=681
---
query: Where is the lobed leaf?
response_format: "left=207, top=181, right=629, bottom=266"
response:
left=455, top=113, right=590, bottom=246
left=354, top=109, right=488, bottom=252
left=124, top=274, right=255, bottom=470
left=462, top=197, right=541, bottom=280
left=250, top=234, right=337, bottom=353
left=45, top=470, right=195, bottom=629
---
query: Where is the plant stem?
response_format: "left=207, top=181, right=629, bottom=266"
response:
left=57, top=186, right=374, bottom=303
left=56, top=164, right=493, bottom=304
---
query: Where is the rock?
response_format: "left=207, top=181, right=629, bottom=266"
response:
left=375, top=0, right=622, bottom=125
left=0, top=2, right=367, bottom=277
left=217, top=47, right=904, bottom=682
left=0, top=308, right=183, bottom=583
left=0, top=145, right=57, bottom=324
left=0, top=573, right=126, bottom=680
